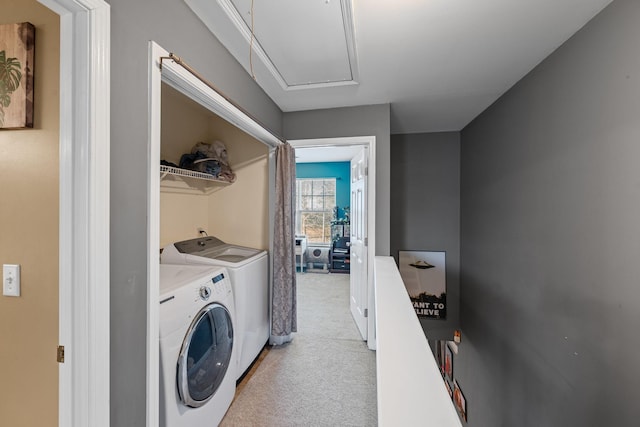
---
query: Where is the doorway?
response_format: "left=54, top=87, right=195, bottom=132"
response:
left=289, top=137, right=376, bottom=350
left=38, top=0, right=110, bottom=426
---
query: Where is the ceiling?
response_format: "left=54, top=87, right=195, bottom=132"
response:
left=185, top=0, right=612, bottom=134
left=294, top=145, right=362, bottom=163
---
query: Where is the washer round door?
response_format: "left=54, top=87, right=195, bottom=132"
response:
left=177, top=302, right=234, bottom=407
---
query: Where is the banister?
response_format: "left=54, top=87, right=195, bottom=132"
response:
left=375, top=256, right=462, bottom=426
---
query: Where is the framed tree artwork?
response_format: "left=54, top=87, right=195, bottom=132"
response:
left=0, top=22, right=35, bottom=129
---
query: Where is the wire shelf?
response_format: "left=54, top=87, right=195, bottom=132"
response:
left=159, top=165, right=232, bottom=194
left=160, top=165, right=232, bottom=183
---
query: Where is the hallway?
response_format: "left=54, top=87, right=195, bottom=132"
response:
left=220, top=272, right=377, bottom=426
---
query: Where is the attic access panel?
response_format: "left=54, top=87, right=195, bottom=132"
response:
left=233, top=0, right=355, bottom=87
left=190, top=0, right=359, bottom=90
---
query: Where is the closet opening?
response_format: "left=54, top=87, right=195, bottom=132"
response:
left=148, top=42, right=284, bottom=424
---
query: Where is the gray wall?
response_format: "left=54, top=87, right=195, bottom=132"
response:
left=390, top=132, right=460, bottom=340
left=458, top=1, right=640, bottom=426
left=283, top=104, right=391, bottom=256
left=107, top=0, right=283, bottom=424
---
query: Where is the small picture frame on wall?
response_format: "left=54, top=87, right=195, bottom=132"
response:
left=445, top=342, right=454, bottom=381
left=445, top=378, right=453, bottom=399
left=454, top=380, right=467, bottom=422
left=0, top=22, right=35, bottom=129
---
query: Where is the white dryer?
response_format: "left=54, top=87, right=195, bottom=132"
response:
left=162, top=236, right=269, bottom=380
left=159, top=264, right=236, bottom=427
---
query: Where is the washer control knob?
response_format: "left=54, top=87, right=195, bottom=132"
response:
left=199, top=286, right=211, bottom=300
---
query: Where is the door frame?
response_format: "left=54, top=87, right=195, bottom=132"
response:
left=289, top=136, right=377, bottom=350
left=37, top=0, right=111, bottom=426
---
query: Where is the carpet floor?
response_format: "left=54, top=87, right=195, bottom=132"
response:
left=220, top=272, right=377, bottom=426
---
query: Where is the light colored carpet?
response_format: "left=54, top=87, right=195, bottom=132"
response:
left=220, top=272, right=377, bottom=427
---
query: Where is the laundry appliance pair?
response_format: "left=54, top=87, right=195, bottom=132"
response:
left=159, top=236, right=269, bottom=426
left=162, top=236, right=270, bottom=380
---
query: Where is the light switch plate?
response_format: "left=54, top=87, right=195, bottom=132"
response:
left=3, top=264, right=21, bottom=297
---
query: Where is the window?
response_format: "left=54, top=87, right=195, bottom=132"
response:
left=296, top=178, right=336, bottom=244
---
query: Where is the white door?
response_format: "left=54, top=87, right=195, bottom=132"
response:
left=350, top=148, right=368, bottom=340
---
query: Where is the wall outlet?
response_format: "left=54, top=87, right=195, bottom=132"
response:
left=3, top=264, right=21, bottom=297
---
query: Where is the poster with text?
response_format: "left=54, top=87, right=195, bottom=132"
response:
left=399, top=251, right=446, bottom=319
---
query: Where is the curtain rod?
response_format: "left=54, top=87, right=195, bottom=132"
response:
left=160, top=52, right=286, bottom=145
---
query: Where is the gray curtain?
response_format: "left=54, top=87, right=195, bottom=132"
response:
left=270, top=142, right=297, bottom=345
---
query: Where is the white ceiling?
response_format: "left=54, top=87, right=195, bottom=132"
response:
left=226, top=0, right=358, bottom=89
left=295, top=145, right=362, bottom=163
left=185, top=0, right=613, bottom=134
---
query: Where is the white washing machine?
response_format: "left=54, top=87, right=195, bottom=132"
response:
left=159, top=264, right=237, bottom=427
left=162, top=236, right=269, bottom=380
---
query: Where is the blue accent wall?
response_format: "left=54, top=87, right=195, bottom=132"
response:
left=296, top=162, right=350, bottom=218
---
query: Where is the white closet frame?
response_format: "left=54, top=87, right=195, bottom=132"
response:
left=147, top=41, right=281, bottom=426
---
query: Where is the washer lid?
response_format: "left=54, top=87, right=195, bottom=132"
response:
left=206, top=246, right=262, bottom=262
left=171, top=237, right=265, bottom=264
left=173, top=236, right=226, bottom=255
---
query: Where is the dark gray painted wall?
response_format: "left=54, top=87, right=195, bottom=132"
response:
left=390, top=132, right=460, bottom=340
left=283, top=104, right=391, bottom=256
left=107, top=0, right=282, bottom=424
left=459, top=1, right=640, bottom=426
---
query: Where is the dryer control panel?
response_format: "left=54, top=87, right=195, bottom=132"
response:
left=199, top=286, right=211, bottom=300
left=201, top=273, right=231, bottom=301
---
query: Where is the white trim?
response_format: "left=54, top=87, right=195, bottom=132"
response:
left=37, top=0, right=111, bottom=426
left=289, top=136, right=377, bottom=350
left=340, top=0, right=360, bottom=84
left=375, top=256, right=462, bottom=426
left=147, top=42, right=163, bottom=427
left=215, top=0, right=289, bottom=90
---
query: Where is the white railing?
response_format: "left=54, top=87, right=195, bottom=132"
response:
left=374, top=256, right=462, bottom=427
